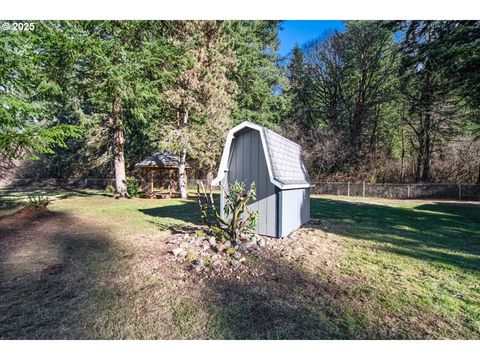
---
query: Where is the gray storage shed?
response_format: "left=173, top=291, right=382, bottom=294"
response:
left=212, top=121, right=315, bottom=238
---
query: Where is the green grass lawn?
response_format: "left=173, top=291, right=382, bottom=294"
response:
left=0, top=188, right=479, bottom=339
left=310, top=195, right=480, bottom=338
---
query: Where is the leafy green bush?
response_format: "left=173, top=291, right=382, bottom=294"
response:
left=105, top=185, right=116, bottom=195
left=26, top=195, right=52, bottom=209
left=105, top=178, right=139, bottom=197
left=126, top=177, right=139, bottom=197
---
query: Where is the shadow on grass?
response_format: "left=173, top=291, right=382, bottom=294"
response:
left=0, top=210, right=114, bottom=339
left=310, top=198, right=480, bottom=273
left=139, top=202, right=202, bottom=231
left=202, top=249, right=442, bottom=339
left=205, top=259, right=360, bottom=339
left=138, top=195, right=220, bottom=231
left=201, top=198, right=480, bottom=339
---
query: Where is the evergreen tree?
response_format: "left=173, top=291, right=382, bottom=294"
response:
left=397, top=21, right=465, bottom=182
left=70, top=21, right=184, bottom=197
left=159, top=21, right=236, bottom=198
left=286, top=44, right=314, bottom=131
left=226, top=21, right=289, bottom=128
left=0, top=23, right=80, bottom=167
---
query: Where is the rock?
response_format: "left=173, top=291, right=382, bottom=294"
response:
left=172, top=248, right=185, bottom=256
left=238, top=243, right=248, bottom=252
left=230, top=259, right=240, bottom=268
left=239, top=257, right=246, bottom=263
left=224, top=240, right=232, bottom=249
left=258, top=238, right=266, bottom=248
left=186, top=250, right=199, bottom=262
left=195, top=229, right=206, bottom=238
left=178, top=250, right=188, bottom=258
left=209, top=237, right=217, bottom=246
left=246, top=240, right=257, bottom=249
left=232, top=251, right=242, bottom=260
left=212, top=260, right=223, bottom=269
left=216, top=243, right=225, bottom=253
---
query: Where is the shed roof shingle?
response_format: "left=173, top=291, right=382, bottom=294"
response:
left=263, top=127, right=313, bottom=187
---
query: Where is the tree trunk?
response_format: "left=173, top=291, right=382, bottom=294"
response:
left=477, top=163, right=480, bottom=184
left=178, top=148, right=187, bottom=199
left=400, top=128, right=405, bottom=182
left=178, top=105, right=189, bottom=199
left=206, top=166, right=214, bottom=187
left=112, top=97, right=128, bottom=198
left=420, top=114, right=432, bottom=182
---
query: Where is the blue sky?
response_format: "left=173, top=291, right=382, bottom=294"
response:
left=278, top=20, right=345, bottom=56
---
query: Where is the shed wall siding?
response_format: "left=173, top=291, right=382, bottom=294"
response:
left=224, top=128, right=277, bottom=237
left=279, top=188, right=310, bottom=237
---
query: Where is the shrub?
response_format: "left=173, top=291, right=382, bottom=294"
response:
left=197, top=180, right=258, bottom=243
left=26, top=195, right=52, bottom=209
left=105, top=185, right=116, bottom=195
left=105, top=178, right=139, bottom=197
left=126, top=177, right=139, bottom=197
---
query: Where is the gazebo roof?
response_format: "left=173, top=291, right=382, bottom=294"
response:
left=135, top=151, right=190, bottom=168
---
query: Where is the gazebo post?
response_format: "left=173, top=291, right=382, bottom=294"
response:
left=168, top=169, right=174, bottom=197
left=159, top=167, right=163, bottom=191
left=149, top=168, right=153, bottom=194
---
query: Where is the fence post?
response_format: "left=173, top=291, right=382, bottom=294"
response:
left=347, top=181, right=350, bottom=197
left=407, top=185, right=411, bottom=199
left=362, top=181, right=366, bottom=197
left=458, top=183, right=462, bottom=200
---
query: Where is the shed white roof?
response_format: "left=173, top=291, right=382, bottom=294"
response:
left=212, top=121, right=315, bottom=190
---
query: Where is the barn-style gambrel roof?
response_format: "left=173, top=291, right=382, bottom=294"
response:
left=135, top=151, right=190, bottom=168
left=212, top=121, right=314, bottom=189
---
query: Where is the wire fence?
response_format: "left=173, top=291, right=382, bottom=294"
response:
left=1, top=178, right=213, bottom=190
left=313, top=181, right=480, bottom=201
left=2, top=178, right=479, bottom=201
left=0, top=178, right=116, bottom=188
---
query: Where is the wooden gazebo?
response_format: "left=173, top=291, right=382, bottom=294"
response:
left=135, top=151, right=190, bottom=198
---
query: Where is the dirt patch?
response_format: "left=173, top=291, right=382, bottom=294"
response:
left=0, top=206, right=51, bottom=223
left=0, top=209, right=114, bottom=339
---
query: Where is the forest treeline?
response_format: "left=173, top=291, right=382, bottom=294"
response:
left=1, top=21, right=479, bottom=197
left=286, top=21, right=480, bottom=184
